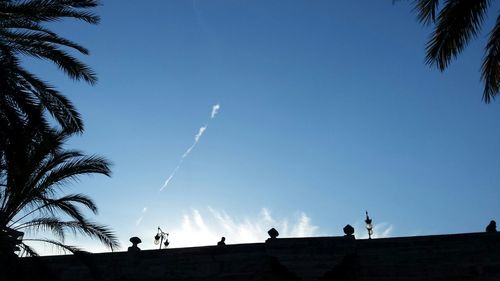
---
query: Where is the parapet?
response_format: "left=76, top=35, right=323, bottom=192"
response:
left=11, top=232, right=500, bottom=281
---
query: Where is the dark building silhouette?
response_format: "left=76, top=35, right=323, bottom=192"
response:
left=10, top=232, right=500, bottom=281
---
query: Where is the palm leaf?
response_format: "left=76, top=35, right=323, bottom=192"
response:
left=0, top=0, right=100, bottom=131
left=19, top=242, right=39, bottom=257
left=0, top=0, right=100, bottom=24
left=426, top=0, right=491, bottom=71
left=0, top=126, right=118, bottom=255
left=23, top=238, right=85, bottom=255
left=15, top=217, right=66, bottom=241
left=481, top=14, right=500, bottom=103
left=34, top=155, right=111, bottom=194
left=6, top=40, right=97, bottom=83
left=0, top=29, right=89, bottom=54
left=414, top=0, right=440, bottom=25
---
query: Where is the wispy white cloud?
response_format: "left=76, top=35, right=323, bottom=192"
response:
left=211, top=104, right=220, bottom=119
left=292, top=213, right=318, bottom=237
left=168, top=207, right=319, bottom=248
left=33, top=207, right=395, bottom=256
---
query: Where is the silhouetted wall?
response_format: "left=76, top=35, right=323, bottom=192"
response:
left=14, top=232, right=500, bottom=281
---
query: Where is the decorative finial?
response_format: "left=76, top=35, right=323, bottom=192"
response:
left=343, top=224, right=355, bottom=237
left=267, top=228, right=279, bottom=239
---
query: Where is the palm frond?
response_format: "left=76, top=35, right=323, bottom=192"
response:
left=414, top=0, right=440, bottom=25
left=9, top=193, right=99, bottom=229
left=14, top=67, right=85, bottom=132
left=19, top=242, right=39, bottom=257
left=7, top=40, right=97, bottom=83
left=15, top=217, right=66, bottom=241
left=481, top=14, right=500, bottom=103
left=34, top=155, right=111, bottom=194
left=72, top=219, right=120, bottom=250
left=22, top=219, right=119, bottom=252
left=0, top=123, right=117, bottom=255
left=0, top=29, right=89, bottom=54
left=23, top=238, right=85, bottom=254
left=0, top=19, right=57, bottom=36
left=0, top=0, right=100, bottom=24
left=0, top=0, right=100, bottom=131
left=19, top=196, right=86, bottom=225
left=426, top=0, right=491, bottom=71
left=29, top=151, right=85, bottom=189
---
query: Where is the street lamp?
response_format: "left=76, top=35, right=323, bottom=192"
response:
left=154, top=227, right=169, bottom=249
left=365, top=211, right=373, bottom=239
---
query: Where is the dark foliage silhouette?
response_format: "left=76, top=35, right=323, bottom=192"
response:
left=407, top=0, right=500, bottom=103
left=0, top=117, right=119, bottom=256
left=0, top=0, right=117, bottom=257
left=0, top=0, right=100, bottom=132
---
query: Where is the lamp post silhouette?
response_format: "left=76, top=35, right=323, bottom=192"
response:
left=154, top=227, right=169, bottom=249
left=365, top=211, right=373, bottom=239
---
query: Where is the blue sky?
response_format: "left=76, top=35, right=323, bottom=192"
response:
left=24, top=0, right=500, bottom=253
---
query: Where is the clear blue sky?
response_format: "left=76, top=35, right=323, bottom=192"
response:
left=26, top=0, right=500, bottom=253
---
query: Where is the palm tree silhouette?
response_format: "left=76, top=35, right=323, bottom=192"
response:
left=413, top=0, right=499, bottom=103
left=0, top=116, right=119, bottom=256
left=0, top=0, right=100, bottom=132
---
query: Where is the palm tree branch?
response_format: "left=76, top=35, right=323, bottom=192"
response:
left=6, top=40, right=97, bottom=83
left=481, top=14, right=500, bottom=103
left=426, top=0, right=491, bottom=70
left=0, top=29, right=89, bottom=54
left=15, top=217, right=66, bottom=241
left=29, top=151, right=85, bottom=190
left=0, top=0, right=100, bottom=24
left=14, top=67, right=84, bottom=132
left=23, top=238, right=85, bottom=254
left=33, top=155, right=111, bottom=195
left=19, top=242, right=39, bottom=257
left=9, top=194, right=98, bottom=227
left=0, top=19, right=57, bottom=36
left=21, top=219, right=119, bottom=251
left=414, top=0, right=440, bottom=25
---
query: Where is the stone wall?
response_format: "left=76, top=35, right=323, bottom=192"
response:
left=12, top=232, right=500, bottom=281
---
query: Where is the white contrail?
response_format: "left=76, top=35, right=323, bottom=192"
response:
left=135, top=207, right=148, bottom=226
left=160, top=104, right=220, bottom=191
left=160, top=164, right=181, bottom=192
left=182, top=126, right=207, bottom=158
left=211, top=104, right=220, bottom=119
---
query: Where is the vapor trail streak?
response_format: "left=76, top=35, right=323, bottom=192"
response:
left=159, top=104, right=220, bottom=191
